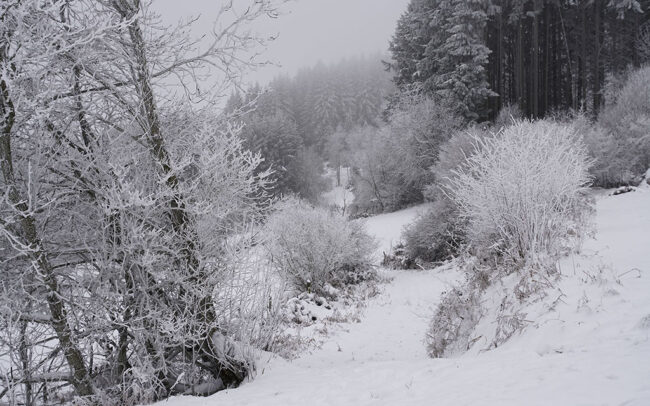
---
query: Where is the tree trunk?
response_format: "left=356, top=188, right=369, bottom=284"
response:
left=592, top=0, right=602, bottom=117
left=581, top=3, right=588, bottom=111
left=531, top=0, right=541, bottom=118
left=19, top=321, right=33, bottom=406
left=0, top=73, right=95, bottom=400
left=543, top=5, right=551, bottom=116
left=516, top=19, right=524, bottom=114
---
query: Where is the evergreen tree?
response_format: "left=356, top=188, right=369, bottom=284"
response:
left=390, top=0, right=649, bottom=119
left=428, top=0, right=494, bottom=120
left=389, top=0, right=431, bottom=87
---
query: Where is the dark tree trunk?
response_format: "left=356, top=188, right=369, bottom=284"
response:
left=592, top=0, right=603, bottom=117
left=531, top=0, right=541, bottom=118
left=1, top=40, right=96, bottom=402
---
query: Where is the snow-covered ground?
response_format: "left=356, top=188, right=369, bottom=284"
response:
left=157, top=189, right=650, bottom=406
left=361, top=204, right=430, bottom=261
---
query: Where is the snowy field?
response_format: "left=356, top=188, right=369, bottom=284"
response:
left=157, top=188, right=650, bottom=406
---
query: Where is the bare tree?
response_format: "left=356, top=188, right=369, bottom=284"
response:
left=0, top=0, right=283, bottom=404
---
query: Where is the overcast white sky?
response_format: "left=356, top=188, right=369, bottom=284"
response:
left=153, top=0, right=410, bottom=86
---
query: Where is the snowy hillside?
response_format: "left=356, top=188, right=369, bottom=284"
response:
left=156, top=188, right=650, bottom=406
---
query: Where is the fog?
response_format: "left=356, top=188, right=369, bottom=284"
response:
left=153, top=0, right=410, bottom=85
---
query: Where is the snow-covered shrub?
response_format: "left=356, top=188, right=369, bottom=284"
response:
left=427, top=287, right=483, bottom=357
left=427, top=258, right=488, bottom=357
left=404, top=127, right=488, bottom=265
left=592, top=65, right=650, bottom=186
left=428, top=121, right=595, bottom=359
left=425, top=126, right=489, bottom=197
left=447, top=119, right=593, bottom=263
left=264, top=199, right=376, bottom=297
left=212, top=242, right=287, bottom=355
left=494, top=104, right=523, bottom=129
left=381, top=243, right=417, bottom=269
left=349, top=94, right=462, bottom=214
left=402, top=198, right=464, bottom=265
left=578, top=118, right=638, bottom=187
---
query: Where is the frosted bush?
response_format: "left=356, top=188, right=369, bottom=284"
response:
left=578, top=117, right=639, bottom=187
left=349, top=95, right=462, bottom=214
left=402, top=198, right=464, bottom=264
left=594, top=65, right=650, bottom=186
left=405, top=127, right=490, bottom=264
left=264, top=200, right=376, bottom=297
left=427, top=285, right=483, bottom=358
left=426, top=257, right=488, bottom=358
left=494, top=104, right=523, bottom=129
left=447, top=119, right=593, bottom=263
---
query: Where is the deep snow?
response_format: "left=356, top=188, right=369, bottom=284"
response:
left=157, top=190, right=650, bottom=406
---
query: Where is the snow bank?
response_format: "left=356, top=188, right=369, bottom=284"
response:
left=155, top=190, right=650, bottom=406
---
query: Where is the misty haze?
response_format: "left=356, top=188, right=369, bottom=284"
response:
left=0, top=1, right=649, bottom=405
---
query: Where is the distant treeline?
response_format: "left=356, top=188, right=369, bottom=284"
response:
left=227, top=55, right=393, bottom=149
left=225, top=55, right=394, bottom=202
left=389, top=0, right=650, bottom=120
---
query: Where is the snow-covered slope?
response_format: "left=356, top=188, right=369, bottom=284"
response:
left=361, top=204, right=430, bottom=260
left=157, top=190, right=650, bottom=406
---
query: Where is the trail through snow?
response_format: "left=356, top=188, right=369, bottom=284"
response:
left=159, top=192, right=650, bottom=406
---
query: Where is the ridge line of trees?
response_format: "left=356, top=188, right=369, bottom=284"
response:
left=389, top=0, right=649, bottom=120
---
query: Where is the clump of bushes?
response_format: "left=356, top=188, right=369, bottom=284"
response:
left=264, top=199, right=376, bottom=298
left=493, top=104, right=523, bottom=129
left=426, top=119, right=594, bottom=357
left=585, top=65, right=650, bottom=187
left=347, top=95, right=462, bottom=215
left=447, top=119, right=593, bottom=264
left=398, top=127, right=488, bottom=266
left=427, top=259, right=488, bottom=357
left=401, top=198, right=463, bottom=265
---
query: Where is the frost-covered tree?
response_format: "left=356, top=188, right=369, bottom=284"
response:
left=348, top=95, right=461, bottom=214
left=231, top=55, right=393, bottom=151
left=388, top=0, right=430, bottom=88
left=240, top=111, right=302, bottom=192
left=389, top=0, right=493, bottom=121
left=0, top=0, right=284, bottom=404
left=427, top=0, right=494, bottom=120
left=586, top=65, right=650, bottom=186
left=391, top=0, right=649, bottom=119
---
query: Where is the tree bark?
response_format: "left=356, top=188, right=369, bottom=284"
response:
left=531, top=0, right=541, bottom=118
left=592, top=0, right=602, bottom=117
left=0, top=62, right=95, bottom=401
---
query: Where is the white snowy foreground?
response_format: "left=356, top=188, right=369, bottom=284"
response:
left=158, top=190, right=650, bottom=406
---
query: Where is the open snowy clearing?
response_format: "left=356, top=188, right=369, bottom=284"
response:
left=158, top=189, right=650, bottom=406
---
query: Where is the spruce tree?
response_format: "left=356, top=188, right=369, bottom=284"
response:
left=428, top=0, right=494, bottom=120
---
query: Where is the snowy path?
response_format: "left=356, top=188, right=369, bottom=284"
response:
left=160, top=195, right=650, bottom=405
left=164, top=268, right=461, bottom=406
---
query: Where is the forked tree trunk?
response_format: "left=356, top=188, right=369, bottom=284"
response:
left=0, top=53, right=95, bottom=400
left=110, top=0, right=245, bottom=390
